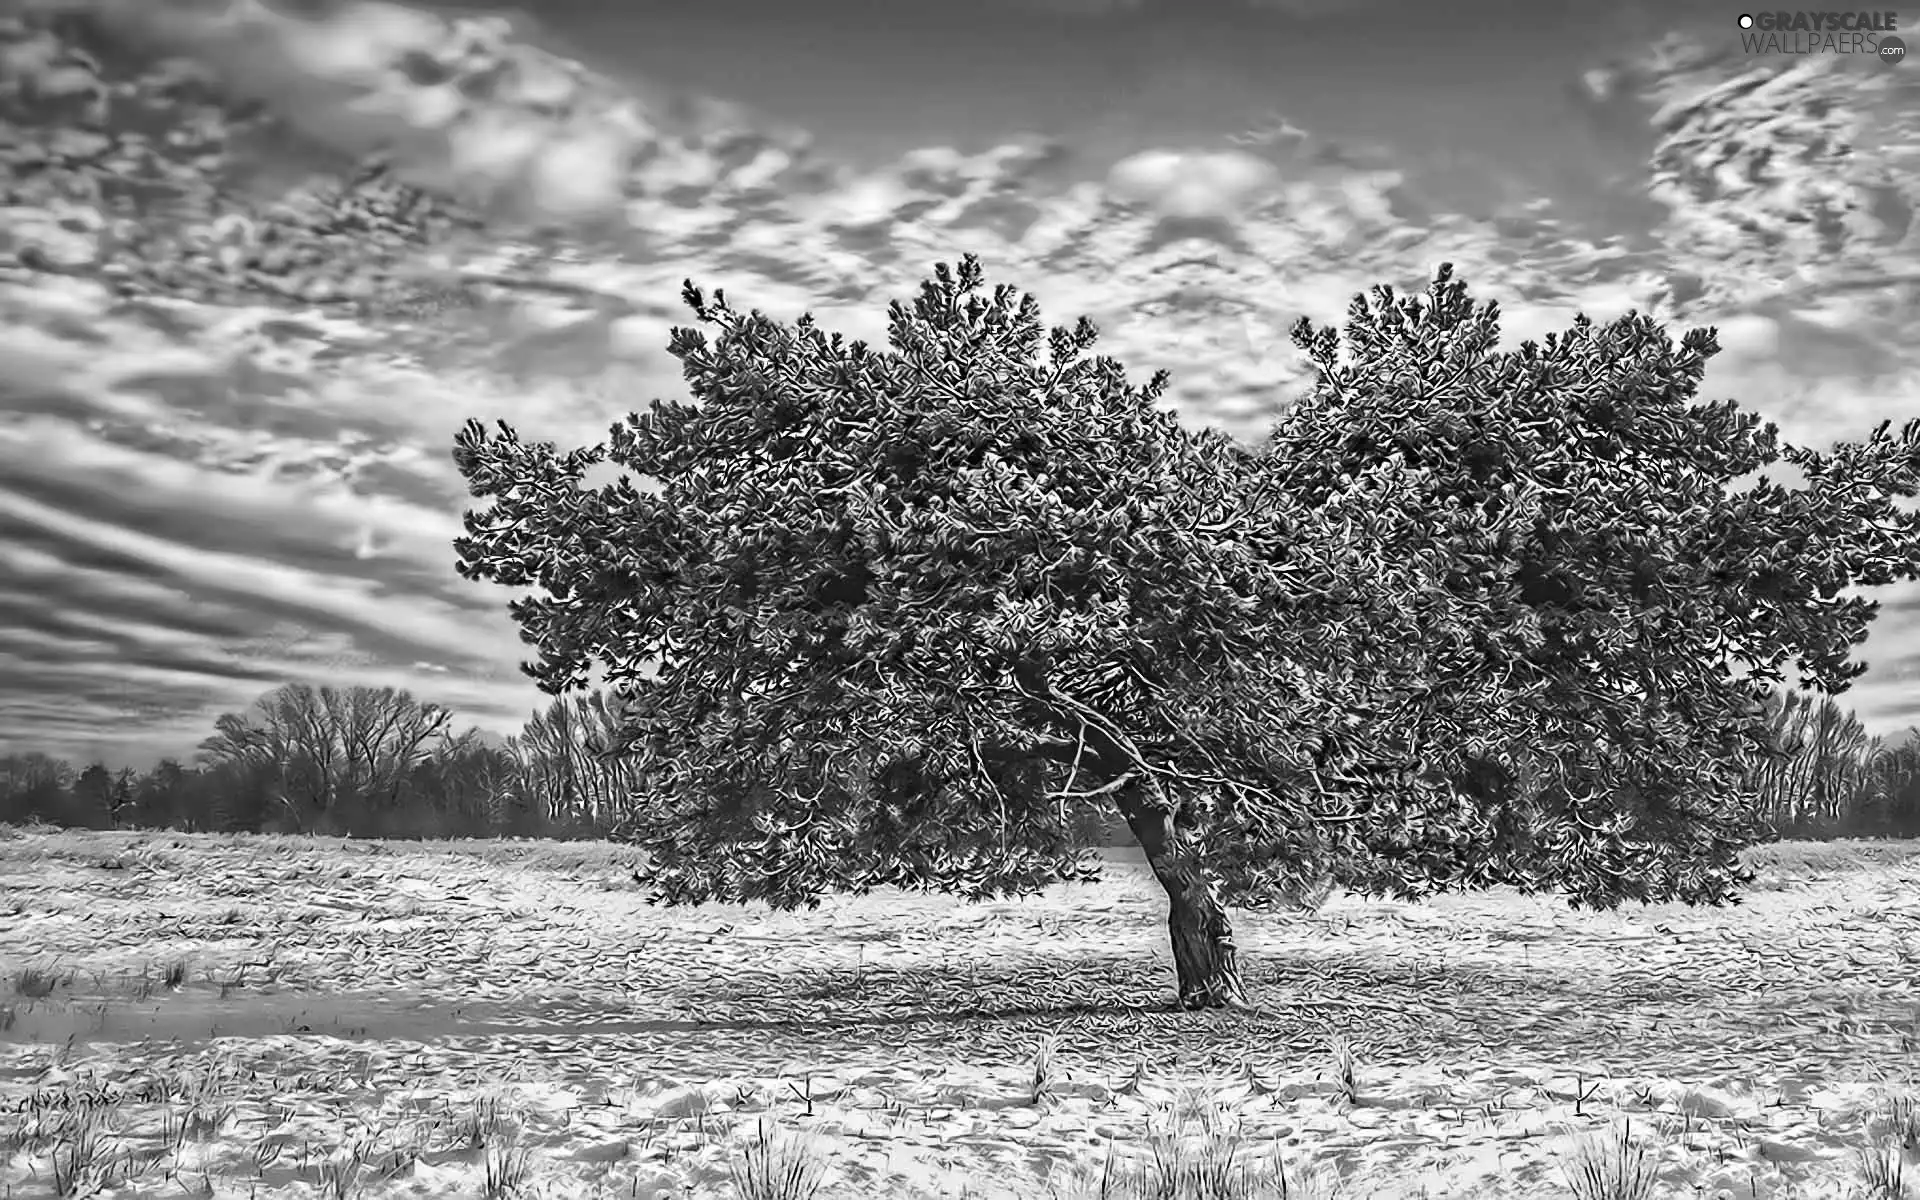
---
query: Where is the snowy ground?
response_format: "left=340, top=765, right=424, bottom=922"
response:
left=2, top=828, right=1918, bottom=1198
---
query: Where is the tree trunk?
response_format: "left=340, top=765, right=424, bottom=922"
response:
left=1112, top=778, right=1249, bottom=1010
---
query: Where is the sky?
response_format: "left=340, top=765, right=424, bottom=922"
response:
left=3, top=0, right=1917, bottom=768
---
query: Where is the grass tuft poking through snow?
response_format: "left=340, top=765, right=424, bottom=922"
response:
left=1033, top=1033, right=1064, bottom=1105
left=1556, top=1120, right=1661, bottom=1200
left=1325, top=1034, right=1360, bottom=1107
left=1853, top=1134, right=1916, bottom=1200
left=730, top=1117, right=830, bottom=1200
left=484, top=1132, right=535, bottom=1198
left=1048, top=1096, right=1343, bottom=1200
left=13, top=964, right=60, bottom=1000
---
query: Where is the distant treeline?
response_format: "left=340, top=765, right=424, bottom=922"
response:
left=2, top=681, right=1917, bottom=844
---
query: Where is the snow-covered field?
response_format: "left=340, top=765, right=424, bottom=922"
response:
left=2, top=828, right=1918, bottom=1198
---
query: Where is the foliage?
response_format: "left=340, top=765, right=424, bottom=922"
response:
left=454, top=257, right=1538, bottom=910
left=455, top=255, right=1895, bottom=917
left=1262, top=268, right=1920, bottom=904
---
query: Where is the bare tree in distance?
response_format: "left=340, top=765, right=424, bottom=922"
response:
left=197, top=683, right=455, bottom=834
left=507, top=689, right=647, bottom=834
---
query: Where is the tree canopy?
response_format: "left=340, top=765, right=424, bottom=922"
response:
left=452, top=256, right=1920, bottom=1008
left=1263, top=270, right=1920, bottom=907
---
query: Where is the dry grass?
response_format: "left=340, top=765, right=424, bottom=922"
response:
left=1556, top=1121, right=1659, bottom=1200
left=730, top=1118, right=829, bottom=1200
left=1, top=826, right=1917, bottom=1199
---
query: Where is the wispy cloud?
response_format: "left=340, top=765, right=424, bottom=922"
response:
left=0, top=409, right=543, bottom=764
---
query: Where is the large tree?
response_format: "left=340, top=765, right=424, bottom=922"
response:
left=451, top=258, right=1920, bottom=1009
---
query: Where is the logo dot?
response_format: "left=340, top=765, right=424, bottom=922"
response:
left=1881, top=34, right=1907, bottom=64
left=1737, top=13, right=1754, bottom=27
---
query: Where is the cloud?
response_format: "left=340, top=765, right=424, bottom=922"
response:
left=1104, top=150, right=1283, bottom=221
left=0, top=414, right=543, bottom=764
left=6, top=0, right=1917, bottom=780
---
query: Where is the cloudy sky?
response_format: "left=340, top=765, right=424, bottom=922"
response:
left=3, top=0, right=1917, bottom=769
